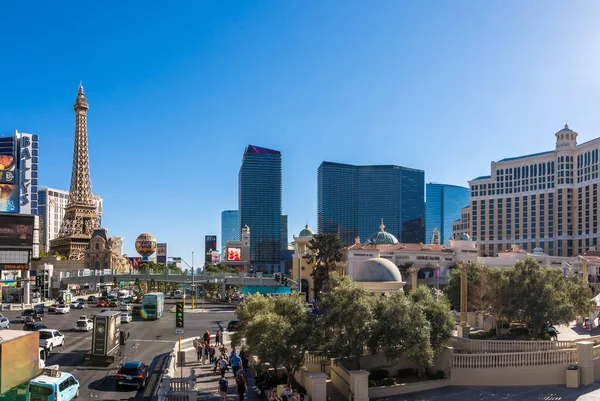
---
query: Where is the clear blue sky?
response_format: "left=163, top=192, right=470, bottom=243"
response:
left=2, top=1, right=600, bottom=261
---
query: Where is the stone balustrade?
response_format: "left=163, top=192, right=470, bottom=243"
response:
left=452, top=349, right=578, bottom=369
left=450, top=336, right=575, bottom=353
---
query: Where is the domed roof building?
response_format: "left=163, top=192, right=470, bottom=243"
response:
left=352, top=257, right=405, bottom=293
left=298, top=224, right=314, bottom=238
left=365, top=220, right=399, bottom=245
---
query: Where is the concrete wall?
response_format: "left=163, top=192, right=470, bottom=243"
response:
left=358, top=347, right=453, bottom=377
left=330, top=361, right=352, bottom=400
left=369, top=379, right=451, bottom=399
left=451, top=364, right=571, bottom=386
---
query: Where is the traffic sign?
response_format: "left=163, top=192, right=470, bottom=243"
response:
left=175, top=328, right=184, bottom=335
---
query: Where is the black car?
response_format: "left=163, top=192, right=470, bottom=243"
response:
left=23, top=322, right=48, bottom=331
left=116, top=361, right=148, bottom=389
left=132, top=305, right=142, bottom=315
left=87, top=295, right=97, bottom=304
left=20, top=309, right=43, bottom=323
left=227, top=320, right=239, bottom=331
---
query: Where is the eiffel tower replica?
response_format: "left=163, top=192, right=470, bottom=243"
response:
left=50, top=84, right=101, bottom=260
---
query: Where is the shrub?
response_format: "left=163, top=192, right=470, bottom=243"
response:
left=369, top=380, right=377, bottom=387
left=381, top=377, right=396, bottom=386
left=435, top=370, right=445, bottom=379
left=509, top=327, right=530, bottom=336
left=396, top=368, right=415, bottom=377
left=369, top=369, right=389, bottom=382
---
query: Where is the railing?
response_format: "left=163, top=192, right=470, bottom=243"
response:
left=452, top=349, right=577, bottom=369
left=593, top=345, right=600, bottom=360
left=169, top=378, right=194, bottom=392
left=304, top=352, right=329, bottom=365
left=450, top=336, right=575, bottom=353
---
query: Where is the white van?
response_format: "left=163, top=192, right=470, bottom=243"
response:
left=173, top=290, right=183, bottom=299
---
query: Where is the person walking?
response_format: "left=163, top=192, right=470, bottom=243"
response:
left=209, top=345, right=216, bottom=363
left=196, top=341, right=203, bottom=362
left=230, top=351, right=242, bottom=377
left=203, top=330, right=211, bottom=344
left=236, top=371, right=247, bottom=401
left=218, top=376, right=228, bottom=401
left=219, top=355, right=229, bottom=377
left=215, top=330, right=221, bottom=346
left=201, top=342, right=207, bottom=365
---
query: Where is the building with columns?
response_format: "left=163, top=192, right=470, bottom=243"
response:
left=469, top=125, right=600, bottom=257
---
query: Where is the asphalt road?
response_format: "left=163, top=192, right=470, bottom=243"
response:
left=0, top=299, right=237, bottom=401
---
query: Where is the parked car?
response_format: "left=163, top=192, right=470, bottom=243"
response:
left=75, top=317, right=93, bottom=332
left=21, top=309, right=43, bottom=323
left=132, top=305, right=142, bottom=315
left=56, top=305, right=70, bottom=314
left=227, top=320, right=239, bottom=331
left=0, top=317, right=9, bottom=330
left=120, top=313, right=132, bottom=324
left=115, top=361, right=148, bottom=389
left=96, top=300, right=107, bottom=308
left=23, top=322, right=48, bottom=331
left=38, top=329, right=64, bottom=352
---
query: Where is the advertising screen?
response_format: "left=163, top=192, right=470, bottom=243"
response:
left=0, top=184, right=19, bottom=213
left=205, top=235, right=217, bottom=263
left=0, top=215, right=34, bottom=246
left=0, top=137, right=16, bottom=186
left=227, top=247, right=242, bottom=261
left=157, top=243, right=167, bottom=264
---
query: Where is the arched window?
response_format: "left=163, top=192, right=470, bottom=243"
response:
left=95, top=243, right=99, bottom=250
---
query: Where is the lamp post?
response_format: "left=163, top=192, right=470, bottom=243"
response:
left=191, top=251, right=195, bottom=309
left=458, top=261, right=471, bottom=338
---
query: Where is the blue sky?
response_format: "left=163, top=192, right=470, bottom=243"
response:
left=2, top=1, right=600, bottom=261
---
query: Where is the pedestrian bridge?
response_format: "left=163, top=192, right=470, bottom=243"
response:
left=59, top=270, right=287, bottom=288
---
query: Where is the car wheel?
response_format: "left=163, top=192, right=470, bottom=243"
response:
left=48, top=344, right=53, bottom=352
left=75, top=388, right=80, bottom=398
left=61, top=339, right=65, bottom=347
left=5, top=325, right=8, bottom=330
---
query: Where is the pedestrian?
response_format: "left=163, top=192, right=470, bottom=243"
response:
left=219, top=356, right=229, bottom=376
left=218, top=376, right=228, bottom=401
left=230, top=351, right=242, bottom=377
left=215, top=330, right=221, bottom=346
left=209, top=345, right=216, bottom=363
left=203, top=330, right=211, bottom=344
left=196, top=341, right=203, bottom=362
left=204, top=341, right=210, bottom=362
left=240, top=347, right=249, bottom=371
left=236, top=371, right=247, bottom=401
left=201, top=342, right=207, bottom=365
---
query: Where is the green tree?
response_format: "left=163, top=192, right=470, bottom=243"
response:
left=500, top=257, right=595, bottom=338
left=204, top=263, right=239, bottom=275
left=232, top=294, right=315, bottom=384
left=315, top=273, right=375, bottom=369
left=369, top=291, right=433, bottom=379
left=409, top=285, right=455, bottom=357
left=305, top=234, right=344, bottom=297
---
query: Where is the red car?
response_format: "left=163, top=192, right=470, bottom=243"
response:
left=96, top=300, right=107, bottom=308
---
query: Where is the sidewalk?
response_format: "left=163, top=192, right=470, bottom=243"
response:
left=179, top=347, right=261, bottom=400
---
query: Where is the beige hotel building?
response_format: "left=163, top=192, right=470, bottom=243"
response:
left=469, top=124, right=600, bottom=257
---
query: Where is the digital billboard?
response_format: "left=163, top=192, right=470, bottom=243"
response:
left=0, top=215, right=34, bottom=247
left=157, top=243, right=167, bottom=264
left=0, top=136, right=17, bottom=186
left=128, top=257, right=141, bottom=269
left=0, top=184, right=19, bottom=213
left=205, top=235, right=217, bottom=263
left=227, top=247, right=241, bottom=261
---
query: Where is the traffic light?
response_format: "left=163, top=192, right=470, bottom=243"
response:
left=135, top=278, right=140, bottom=286
left=274, top=273, right=280, bottom=283
left=151, top=279, right=155, bottom=288
left=36, top=274, right=42, bottom=288
left=113, top=276, right=117, bottom=286
left=175, top=302, right=184, bottom=329
left=283, top=277, right=289, bottom=286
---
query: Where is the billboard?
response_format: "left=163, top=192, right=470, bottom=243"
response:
left=205, top=235, right=217, bottom=263
left=211, top=251, right=220, bottom=263
left=18, top=134, right=33, bottom=215
left=227, top=247, right=242, bottom=261
left=0, top=215, right=34, bottom=247
left=0, top=184, right=19, bottom=213
left=157, top=243, right=167, bottom=264
left=128, top=257, right=141, bottom=269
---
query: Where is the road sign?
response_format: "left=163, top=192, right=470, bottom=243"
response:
left=175, top=328, right=184, bottom=335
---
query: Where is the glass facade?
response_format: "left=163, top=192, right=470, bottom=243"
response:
left=221, top=210, right=239, bottom=253
left=239, top=145, right=282, bottom=264
left=426, top=183, right=469, bottom=245
left=318, top=162, right=425, bottom=245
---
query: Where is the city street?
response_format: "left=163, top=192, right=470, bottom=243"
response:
left=0, top=299, right=237, bottom=401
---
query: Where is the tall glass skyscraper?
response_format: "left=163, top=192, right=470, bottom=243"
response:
left=221, top=210, right=239, bottom=254
left=318, top=162, right=425, bottom=245
left=239, top=145, right=282, bottom=266
left=425, top=183, right=469, bottom=245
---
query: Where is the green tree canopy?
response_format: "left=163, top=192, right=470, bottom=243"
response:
left=315, top=273, right=375, bottom=369
left=305, top=233, right=344, bottom=297
left=232, top=293, right=315, bottom=384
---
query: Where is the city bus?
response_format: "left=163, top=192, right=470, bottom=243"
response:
left=141, top=292, right=165, bottom=320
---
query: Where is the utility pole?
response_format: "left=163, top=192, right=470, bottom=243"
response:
left=191, top=251, right=195, bottom=309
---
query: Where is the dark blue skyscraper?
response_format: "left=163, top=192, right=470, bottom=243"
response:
left=239, top=145, right=282, bottom=267
left=318, top=162, right=425, bottom=245
left=426, top=183, right=469, bottom=244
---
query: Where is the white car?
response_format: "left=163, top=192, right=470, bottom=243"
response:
left=120, top=304, right=132, bottom=312
left=38, top=329, right=64, bottom=352
left=55, top=305, right=70, bottom=314
left=75, top=317, right=93, bottom=332
left=120, top=312, right=132, bottom=323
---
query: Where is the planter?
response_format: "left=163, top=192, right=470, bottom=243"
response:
left=566, top=366, right=580, bottom=389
